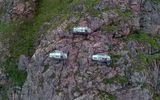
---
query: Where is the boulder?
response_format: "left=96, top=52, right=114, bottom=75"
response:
left=1, top=0, right=36, bottom=21
left=102, top=11, right=119, bottom=25
left=18, top=55, right=29, bottom=71
left=86, top=16, right=104, bottom=31
left=10, top=0, right=35, bottom=20
left=130, top=71, right=147, bottom=84
left=0, top=73, right=9, bottom=85
left=140, top=0, right=160, bottom=34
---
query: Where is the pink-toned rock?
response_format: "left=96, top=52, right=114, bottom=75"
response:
left=79, top=20, right=88, bottom=27
left=130, top=0, right=141, bottom=16
left=11, top=1, right=35, bottom=20
left=13, top=3, right=25, bottom=14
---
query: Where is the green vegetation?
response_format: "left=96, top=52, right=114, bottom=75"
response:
left=103, top=75, right=128, bottom=84
left=153, top=95, right=160, bottom=100
left=109, top=53, right=121, bottom=67
left=3, top=58, right=27, bottom=86
left=127, top=30, right=160, bottom=49
left=103, top=7, right=133, bottom=18
left=132, top=53, right=149, bottom=71
left=101, top=24, right=119, bottom=33
left=84, top=0, right=100, bottom=16
left=0, top=85, right=9, bottom=100
left=0, top=22, right=17, bottom=34
left=127, top=30, right=160, bottom=71
left=0, top=6, right=5, bottom=16
left=153, top=0, right=160, bottom=3
left=65, top=22, right=77, bottom=31
left=98, top=91, right=116, bottom=100
left=133, top=64, right=146, bottom=71
left=115, top=9, right=133, bottom=18
left=101, top=7, right=133, bottom=33
left=132, top=52, right=160, bottom=71
left=131, top=52, right=160, bottom=72
left=141, top=83, right=155, bottom=94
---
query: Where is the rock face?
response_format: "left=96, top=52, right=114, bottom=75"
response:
left=20, top=16, right=114, bottom=100
left=115, top=86, right=152, bottom=100
left=1, top=0, right=35, bottom=21
left=140, top=0, right=160, bottom=34
left=0, top=70, right=9, bottom=85
left=18, top=55, right=29, bottom=71
left=0, top=0, right=4, bottom=8
left=10, top=0, right=35, bottom=20
left=1, top=0, right=160, bottom=100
